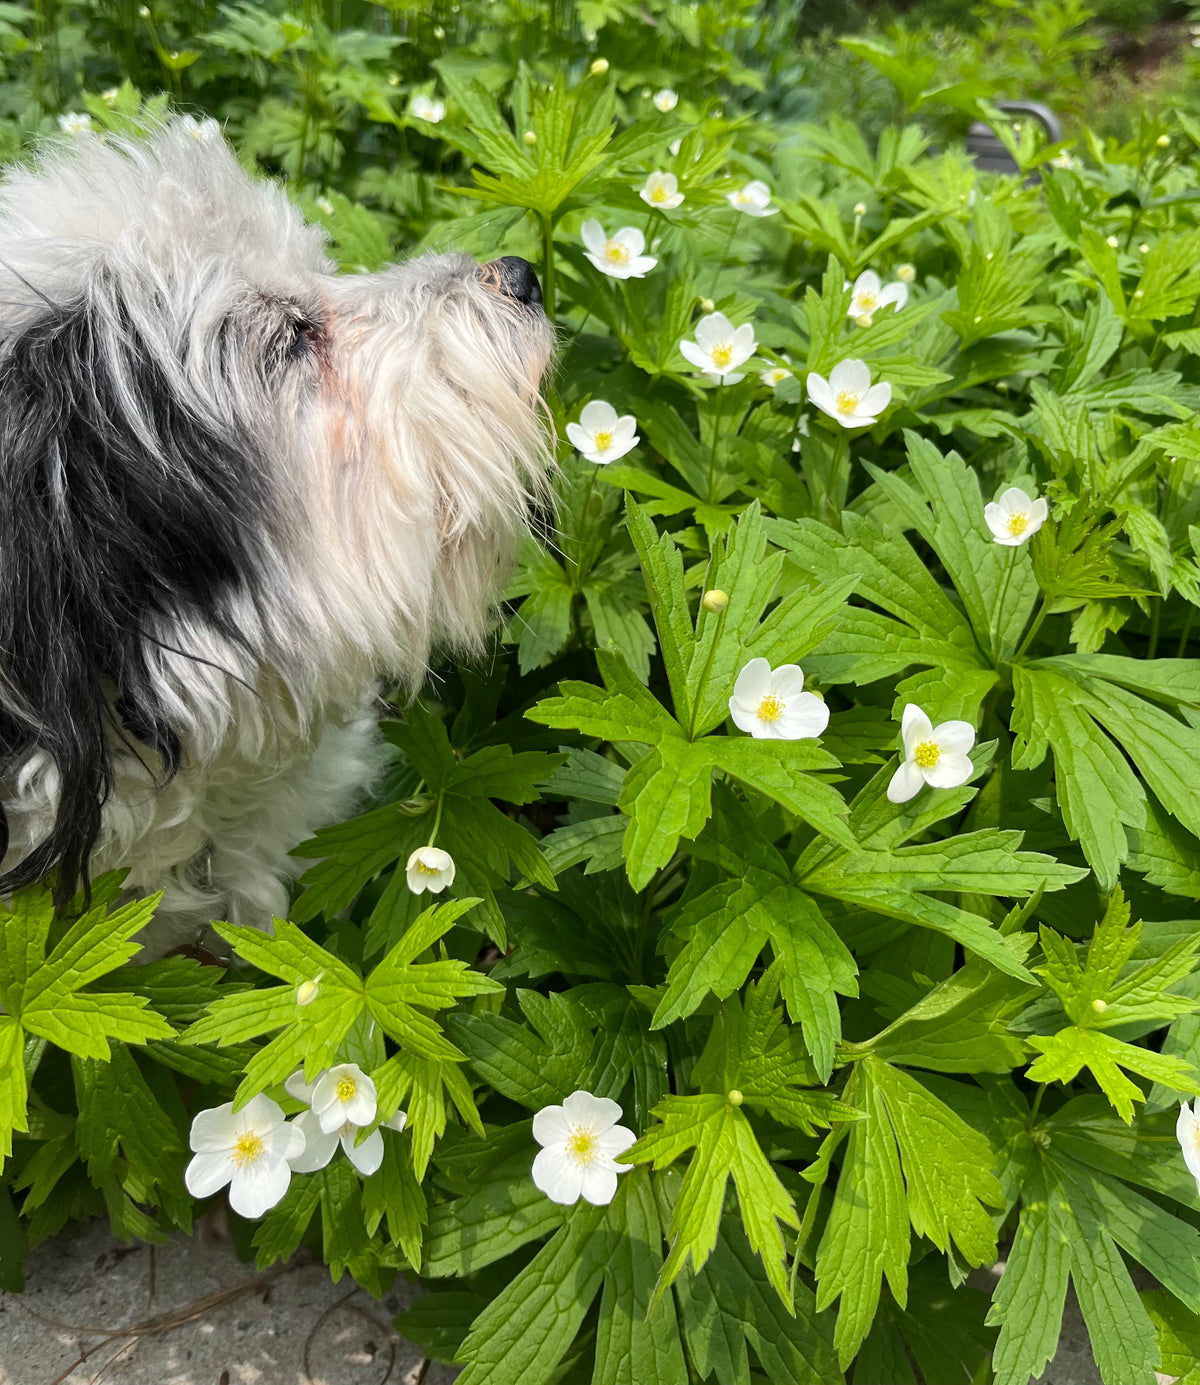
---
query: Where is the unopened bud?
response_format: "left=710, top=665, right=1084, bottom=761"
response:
left=138, top=4, right=149, bottom=14
left=1139, top=243, right=1150, bottom=253
left=387, top=73, right=400, bottom=86
left=701, top=589, right=729, bottom=613
left=1106, top=235, right=1119, bottom=248
left=854, top=313, right=873, bottom=329
left=296, top=979, right=320, bottom=1006
left=895, top=263, right=916, bottom=283
left=727, top=1088, right=744, bottom=1106
left=1091, top=998, right=1108, bottom=1013
left=433, top=24, right=444, bottom=37
left=523, top=130, right=537, bottom=146
left=1157, top=133, right=1171, bottom=147
left=589, top=58, right=609, bottom=75
left=852, top=201, right=867, bottom=217
left=699, top=296, right=714, bottom=312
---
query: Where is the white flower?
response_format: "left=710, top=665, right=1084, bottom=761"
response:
left=184, top=1094, right=305, bottom=1219
left=315, top=196, right=334, bottom=216
left=580, top=219, right=657, bottom=279
left=845, top=270, right=907, bottom=323
left=1178, top=1103, right=1200, bottom=1192
left=761, top=365, right=791, bottom=388
left=669, top=138, right=683, bottom=157
left=638, top=170, right=684, bottom=210
left=566, top=400, right=639, bottom=464
left=984, top=486, right=1048, bottom=546
left=728, top=658, right=829, bottom=740
left=680, top=311, right=756, bottom=383
left=178, top=114, right=220, bottom=141
left=886, top=704, right=976, bottom=805
left=411, top=95, right=445, bottom=123
left=726, top=179, right=777, bottom=216
left=101, top=87, right=120, bottom=105
left=806, top=359, right=891, bottom=429
left=58, top=113, right=92, bottom=136
left=406, top=846, right=455, bottom=894
left=285, top=1066, right=406, bottom=1178
left=653, top=88, right=678, bottom=112
left=531, top=1090, right=635, bottom=1206
left=1051, top=151, right=1076, bottom=170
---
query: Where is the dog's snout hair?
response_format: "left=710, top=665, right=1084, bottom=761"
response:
left=0, top=120, right=553, bottom=936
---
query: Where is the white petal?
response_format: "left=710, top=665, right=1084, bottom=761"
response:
left=936, top=720, right=976, bottom=755
left=730, top=322, right=757, bottom=365
left=344, top=1127, right=384, bottom=1177
left=532, top=1105, right=571, bottom=1147
left=877, top=282, right=907, bottom=310
left=229, top=1157, right=292, bottom=1219
left=189, top=1103, right=239, bottom=1153
left=805, top=373, right=835, bottom=416
left=583, top=252, right=610, bottom=275
left=565, top=422, right=592, bottom=452
left=859, top=382, right=891, bottom=415
left=998, top=487, right=1033, bottom=514
left=579, top=400, right=618, bottom=432
left=284, top=1069, right=318, bottom=1104
left=383, top=1109, right=408, bottom=1133
left=769, top=664, right=806, bottom=699
left=580, top=219, right=607, bottom=254
left=886, top=759, right=926, bottom=804
left=579, top=1164, right=620, bottom=1206
left=532, top=1147, right=583, bottom=1204
left=598, top=1125, right=637, bottom=1159
left=924, top=751, right=974, bottom=790
left=288, top=1111, right=338, bottom=1172
left=984, top=503, right=1008, bottom=540
left=602, top=434, right=639, bottom=463
left=625, top=255, right=657, bottom=277
left=185, top=1151, right=233, bottom=1198
left=729, top=703, right=761, bottom=734
left=744, top=179, right=772, bottom=203
left=561, top=1090, right=622, bottom=1130
left=776, top=693, right=830, bottom=739
left=695, top=312, right=734, bottom=348
left=613, top=227, right=646, bottom=256
left=853, top=270, right=881, bottom=297
left=1027, top=498, right=1049, bottom=530
left=1178, top=1105, right=1200, bottom=1183
left=680, top=339, right=710, bottom=370
left=732, top=658, right=772, bottom=710
left=611, top=415, right=639, bottom=441
left=901, top=703, right=933, bottom=751
left=829, top=358, right=872, bottom=396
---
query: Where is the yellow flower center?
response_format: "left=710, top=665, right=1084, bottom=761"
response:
left=604, top=240, right=630, bottom=263
left=1007, top=511, right=1029, bottom=537
left=650, top=185, right=668, bottom=203
left=566, top=1129, right=599, bottom=1166
left=711, top=343, right=734, bottom=367
left=856, top=291, right=878, bottom=312
left=232, top=1132, right=264, bottom=1167
left=914, top=740, right=941, bottom=769
left=835, top=390, right=860, bottom=414
left=757, top=694, right=785, bottom=722
left=415, top=858, right=440, bottom=875
left=593, top=429, right=613, bottom=452
left=736, top=191, right=752, bottom=204
left=336, top=1075, right=357, bottom=1103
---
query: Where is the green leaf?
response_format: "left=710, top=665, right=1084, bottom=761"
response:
left=1027, top=1027, right=1200, bottom=1123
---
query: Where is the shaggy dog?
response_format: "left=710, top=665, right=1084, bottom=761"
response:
left=0, top=119, right=552, bottom=944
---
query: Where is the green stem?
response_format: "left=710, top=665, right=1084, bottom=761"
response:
left=425, top=791, right=445, bottom=848
left=1014, top=595, right=1049, bottom=661
left=989, top=548, right=1019, bottom=663
left=540, top=213, right=558, bottom=323
left=708, top=217, right=739, bottom=299
left=1177, top=607, right=1196, bottom=658
left=1028, top=1083, right=1046, bottom=1128
left=1148, top=596, right=1161, bottom=660
left=706, top=381, right=727, bottom=503
left=686, top=599, right=729, bottom=742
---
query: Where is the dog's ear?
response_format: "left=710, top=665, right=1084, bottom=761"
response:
left=0, top=283, right=273, bottom=905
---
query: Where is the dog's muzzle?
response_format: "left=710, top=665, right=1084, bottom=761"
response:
left=481, top=256, right=543, bottom=309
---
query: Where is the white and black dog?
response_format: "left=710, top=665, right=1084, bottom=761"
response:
left=0, top=119, right=552, bottom=942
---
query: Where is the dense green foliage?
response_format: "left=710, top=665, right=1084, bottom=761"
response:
left=6, top=2, right=1200, bottom=1382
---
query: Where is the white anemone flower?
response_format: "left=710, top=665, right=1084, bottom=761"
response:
left=761, top=360, right=791, bottom=388
left=411, top=95, right=445, bottom=123
left=639, top=170, right=684, bottom=210
left=1051, top=151, right=1077, bottom=170
left=532, top=1090, right=636, bottom=1206
left=806, top=359, right=891, bottom=429
left=184, top=1094, right=305, bottom=1219
left=726, top=180, right=777, bottom=216
left=566, top=400, right=639, bottom=464
left=58, top=113, right=92, bottom=136
left=729, top=658, right=829, bottom=740
left=984, top=487, right=1048, bottom=546
left=653, top=88, right=679, bottom=112
left=580, top=219, right=657, bottom=279
left=1178, top=1103, right=1200, bottom=1193
left=680, top=311, right=756, bottom=383
left=886, top=704, right=976, bottom=805
left=285, top=1067, right=406, bottom=1177
left=845, top=270, right=907, bottom=324
left=406, top=846, right=455, bottom=894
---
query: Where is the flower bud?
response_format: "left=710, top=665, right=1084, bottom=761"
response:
left=727, top=1088, right=744, bottom=1106
left=589, top=58, right=609, bottom=75
left=1106, top=235, right=1119, bottom=248
left=1139, top=242, right=1150, bottom=253
left=387, top=73, right=400, bottom=86
left=1091, top=998, right=1108, bottom=1013
left=433, top=24, right=444, bottom=37
left=853, top=201, right=867, bottom=217
left=296, top=979, right=320, bottom=1006
left=895, top=263, right=916, bottom=283
left=1157, top=133, right=1171, bottom=147
left=854, top=313, right=873, bottom=329
left=138, top=4, right=149, bottom=14
left=699, top=296, right=714, bottom=312
left=701, top=589, right=729, bottom=613
left=523, top=130, right=537, bottom=146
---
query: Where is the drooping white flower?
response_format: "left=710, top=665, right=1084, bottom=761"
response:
left=1178, top=1103, right=1200, bottom=1193
left=184, top=1094, right=305, bottom=1219
left=726, top=179, right=777, bottom=216
left=653, top=88, right=679, bottom=112
left=406, top=846, right=455, bottom=894
left=728, top=658, right=829, bottom=741
left=531, top=1090, right=635, bottom=1206
left=58, top=113, right=92, bottom=136
left=566, top=400, right=639, bottom=464
left=580, top=219, right=657, bottom=279
left=411, top=94, right=445, bottom=123
left=984, top=487, right=1048, bottom=546
left=680, top=311, right=756, bottom=383
left=845, top=270, right=907, bottom=324
left=886, top=704, right=976, bottom=805
left=285, top=1067, right=406, bottom=1178
left=178, top=114, right=220, bottom=141
left=806, top=359, right=891, bottom=429
left=638, top=170, right=684, bottom=210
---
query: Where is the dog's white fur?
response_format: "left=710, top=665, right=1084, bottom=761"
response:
left=0, top=120, right=551, bottom=943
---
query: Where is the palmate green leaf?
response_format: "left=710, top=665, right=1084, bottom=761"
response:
left=361, top=1119, right=426, bottom=1266
left=1027, top=1028, right=1200, bottom=1123
left=0, top=1017, right=27, bottom=1161
left=617, top=741, right=714, bottom=890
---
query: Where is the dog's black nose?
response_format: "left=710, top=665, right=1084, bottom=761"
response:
left=486, top=256, right=543, bottom=308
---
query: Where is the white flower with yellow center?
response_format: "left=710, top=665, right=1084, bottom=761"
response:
left=728, top=658, right=829, bottom=740
left=680, top=311, right=756, bottom=383
left=760, top=356, right=792, bottom=388
left=184, top=1094, right=305, bottom=1219
left=1177, top=1102, right=1200, bottom=1193
left=845, top=269, right=907, bottom=325
left=58, top=113, right=92, bottom=136
left=566, top=400, right=639, bottom=465
left=984, top=486, right=1048, bottom=546
left=653, top=88, right=679, bottom=112
left=406, top=845, right=455, bottom=894
left=531, top=1090, right=635, bottom=1206
left=580, top=219, right=657, bottom=279
left=411, top=94, right=445, bottom=123
left=638, top=170, right=684, bottom=210
left=1051, top=151, right=1077, bottom=170
left=726, top=179, right=777, bottom=217
left=806, top=359, right=891, bottom=429
left=887, top=704, right=976, bottom=804
left=285, top=1066, right=406, bottom=1177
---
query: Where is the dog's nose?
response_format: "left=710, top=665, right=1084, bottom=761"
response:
left=485, top=256, right=543, bottom=308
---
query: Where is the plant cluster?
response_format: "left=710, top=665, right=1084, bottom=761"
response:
left=6, top=4, right=1200, bottom=1384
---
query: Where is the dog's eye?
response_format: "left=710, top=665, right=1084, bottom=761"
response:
left=286, top=318, right=316, bottom=361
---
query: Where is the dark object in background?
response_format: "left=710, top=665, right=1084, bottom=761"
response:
left=967, top=100, right=1063, bottom=175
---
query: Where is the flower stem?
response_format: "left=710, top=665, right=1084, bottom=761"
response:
left=709, top=216, right=739, bottom=299
left=1014, top=595, right=1049, bottom=660
left=989, top=548, right=1019, bottom=662
left=686, top=597, right=729, bottom=742
left=707, top=381, right=727, bottom=503
left=426, top=791, right=445, bottom=849
left=1177, top=607, right=1196, bottom=658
